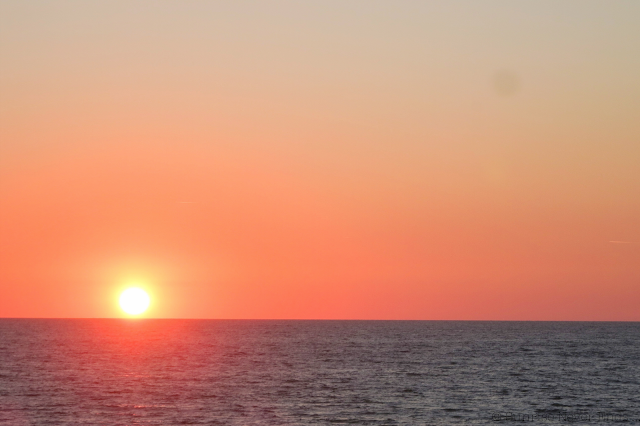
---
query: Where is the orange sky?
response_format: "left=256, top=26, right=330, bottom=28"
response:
left=1, top=1, right=639, bottom=319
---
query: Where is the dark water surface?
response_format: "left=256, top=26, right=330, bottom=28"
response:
left=0, top=320, right=638, bottom=425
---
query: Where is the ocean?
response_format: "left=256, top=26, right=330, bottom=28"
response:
left=0, top=320, right=638, bottom=425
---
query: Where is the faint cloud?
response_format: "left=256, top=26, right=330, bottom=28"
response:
left=492, top=70, right=520, bottom=97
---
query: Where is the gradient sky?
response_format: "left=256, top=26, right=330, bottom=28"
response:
left=1, top=1, right=639, bottom=319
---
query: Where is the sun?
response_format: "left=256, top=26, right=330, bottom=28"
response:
left=119, top=287, right=150, bottom=315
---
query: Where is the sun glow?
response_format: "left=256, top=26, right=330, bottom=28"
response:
left=119, top=287, right=150, bottom=315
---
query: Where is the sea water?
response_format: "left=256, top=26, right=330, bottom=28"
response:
left=0, top=320, right=638, bottom=425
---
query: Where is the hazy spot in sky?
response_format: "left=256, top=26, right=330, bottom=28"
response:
left=492, top=70, right=520, bottom=96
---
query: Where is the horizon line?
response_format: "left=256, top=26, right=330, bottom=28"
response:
left=0, top=317, right=638, bottom=322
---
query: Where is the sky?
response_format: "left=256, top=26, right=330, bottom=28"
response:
left=1, top=0, right=639, bottom=320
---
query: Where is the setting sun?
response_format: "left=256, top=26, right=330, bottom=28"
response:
left=119, top=288, right=150, bottom=315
